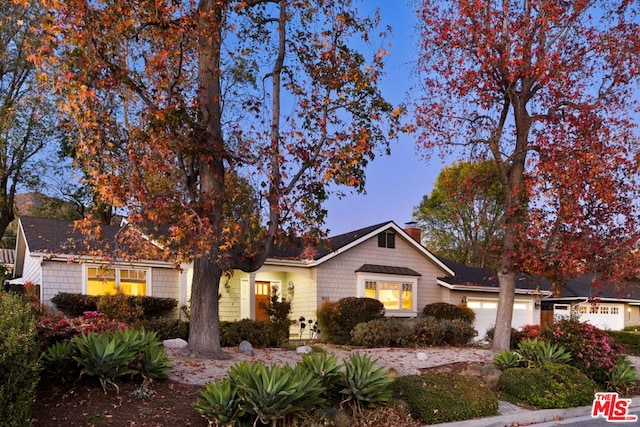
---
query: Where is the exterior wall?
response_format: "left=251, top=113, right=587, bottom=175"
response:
left=624, top=305, right=640, bottom=329
left=315, top=235, right=447, bottom=315
left=41, top=261, right=83, bottom=304
left=150, top=268, right=180, bottom=300
left=22, top=254, right=43, bottom=287
left=39, top=259, right=179, bottom=305
left=219, top=274, right=244, bottom=321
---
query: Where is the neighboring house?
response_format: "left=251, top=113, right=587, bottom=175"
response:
left=13, top=216, right=183, bottom=304
left=18, top=216, right=635, bottom=338
left=540, top=275, right=640, bottom=331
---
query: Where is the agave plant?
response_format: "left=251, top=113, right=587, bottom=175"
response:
left=607, top=355, right=638, bottom=395
left=299, top=351, right=343, bottom=400
left=517, top=338, right=572, bottom=368
left=339, top=352, right=394, bottom=413
left=194, top=378, right=244, bottom=426
left=41, top=341, right=79, bottom=382
left=229, top=361, right=326, bottom=425
left=71, top=332, right=138, bottom=393
left=493, top=350, right=522, bottom=370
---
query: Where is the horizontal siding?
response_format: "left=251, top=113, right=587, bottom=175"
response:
left=41, top=261, right=83, bottom=304
left=316, top=235, right=449, bottom=313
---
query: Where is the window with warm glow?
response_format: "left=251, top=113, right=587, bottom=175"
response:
left=364, top=280, right=413, bottom=311
left=87, top=266, right=148, bottom=296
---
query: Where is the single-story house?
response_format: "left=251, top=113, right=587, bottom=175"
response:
left=540, top=275, right=640, bottom=330
left=13, top=215, right=637, bottom=337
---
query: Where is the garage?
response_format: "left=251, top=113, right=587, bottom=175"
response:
left=574, top=303, right=624, bottom=330
left=467, top=298, right=533, bottom=340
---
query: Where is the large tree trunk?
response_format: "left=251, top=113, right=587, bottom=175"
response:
left=187, top=255, right=228, bottom=358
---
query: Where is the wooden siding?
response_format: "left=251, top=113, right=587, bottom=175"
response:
left=315, top=234, right=448, bottom=312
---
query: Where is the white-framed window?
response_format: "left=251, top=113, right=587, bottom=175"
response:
left=85, top=265, right=150, bottom=296
left=611, top=307, right=619, bottom=315
left=357, top=273, right=417, bottom=315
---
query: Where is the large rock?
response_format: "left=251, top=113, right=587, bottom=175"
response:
left=296, top=345, right=312, bottom=355
left=163, top=338, right=188, bottom=349
left=239, top=340, right=254, bottom=355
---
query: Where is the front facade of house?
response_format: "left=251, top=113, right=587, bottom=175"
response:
left=15, top=216, right=636, bottom=339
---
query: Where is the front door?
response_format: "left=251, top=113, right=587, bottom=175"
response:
left=255, top=281, right=271, bottom=321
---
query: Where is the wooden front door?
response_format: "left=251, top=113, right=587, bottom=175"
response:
left=255, top=281, right=271, bottom=321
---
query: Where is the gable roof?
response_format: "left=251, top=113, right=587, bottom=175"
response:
left=19, top=216, right=121, bottom=254
left=269, top=221, right=456, bottom=276
left=437, top=257, right=551, bottom=295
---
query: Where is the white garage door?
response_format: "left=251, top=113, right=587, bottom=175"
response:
left=575, top=303, right=624, bottom=330
left=467, top=299, right=532, bottom=340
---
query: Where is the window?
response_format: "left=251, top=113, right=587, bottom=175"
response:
left=363, top=279, right=413, bottom=311
left=579, top=306, right=587, bottom=314
left=611, top=307, right=619, bottom=315
left=601, top=306, right=609, bottom=315
left=589, top=305, right=598, bottom=314
left=377, top=232, right=395, bottom=248
left=87, top=266, right=148, bottom=296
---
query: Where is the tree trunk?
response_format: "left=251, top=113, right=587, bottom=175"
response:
left=187, top=255, right=228, bottom=358
left=492, top=271, right=516, bottom=352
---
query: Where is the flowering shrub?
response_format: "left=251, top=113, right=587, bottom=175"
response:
left=519, top=324, right=541, bottom=340
left=539, top=318, right=622, bottom=384
left=36, top=311, right=127, bottom=349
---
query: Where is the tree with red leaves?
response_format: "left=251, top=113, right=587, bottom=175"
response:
left=35, top=0, right=402, bottom=358
left=414, top=0, right=640, bottom=351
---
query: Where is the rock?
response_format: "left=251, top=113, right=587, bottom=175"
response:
left=239, top=340, right=254, bottom=355
left=296, top=345, right=312, bottom=354
left=163, top=338, right=188, bottom=349
left=416, top=351, right=428, bottom=361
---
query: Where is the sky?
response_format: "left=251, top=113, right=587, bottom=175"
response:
left=322, top=1, right=449, bottom=235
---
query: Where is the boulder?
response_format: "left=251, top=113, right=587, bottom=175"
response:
left=296, top=345, right=312, bottom=354
left=163, top=338, right=188, bottom=349
left=239, top=340, right=254, bottom=355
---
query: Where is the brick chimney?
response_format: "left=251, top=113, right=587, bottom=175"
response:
left=404, top=221, right=422, bottom=243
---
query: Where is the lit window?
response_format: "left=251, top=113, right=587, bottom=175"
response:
left=601, top=307, right=609, bottom=315
left=363, top=280, right=412, bottom=311
left=589, top=306, right=598, bottom=314
left=579, top=306, right=587, bottom=314
left=87, top=266, right=148, bottom=296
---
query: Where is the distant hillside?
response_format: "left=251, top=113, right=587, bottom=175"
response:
left=1, top=193, right=82, bottom=249
left=15, top=192, right=82, bottom=220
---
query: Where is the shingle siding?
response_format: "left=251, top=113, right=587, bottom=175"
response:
left=316, top=234, right=447, bottom=310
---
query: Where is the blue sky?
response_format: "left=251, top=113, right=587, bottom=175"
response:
left=323, top=1, right=449, bottom=235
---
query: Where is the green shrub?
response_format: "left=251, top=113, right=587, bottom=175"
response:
left=413, top=317, right=476, bottom=346
left=221, top=319, right=282, bottom=347
left=229, top=361, right=326, bottom=425
left=265, top=286, right=293, bottom=346
left=414, top=316, right=445, bottom=345
left=608, top=330, right=640, bottom=356
left=140, top=317, right=189, bottom=341
left=493, top=350, right=521, bottom=370
left=516, top=338, right=572, bottom=368
left=540, top=318, right=621, bottom=384
left=41, top=341, right=79, bottom=383
left=0, top=292, right=40, bottom=427
left=51, top=292, right=177, bottom=320
left=606, top=355, right=638, bottom=395
left=499, top=364, right=598, bottom=409
left=317, top=297, right=384, bottom=345
left=390, top=373, right=498, bottom=424
left=440, top=319, right=477, bottom=346
left=299, top=352, right=343, bottom=401
left=97, top=291, right=144, bottom=324
left=423, top=302, right=476, bottom=323
left=72, top=331, right=139, bottom=392
left=339, top=352, right=394, bottom=412
left=484, top=325, right=521, bottom=348
left=194, top=378, right=245, bottom=425
left=351, top=318, right=415, bottom=347
left=51, top=292, right=98, bottom=317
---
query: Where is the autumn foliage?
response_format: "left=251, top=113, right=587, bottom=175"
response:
left=415, top=0, right=640, bottom=350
